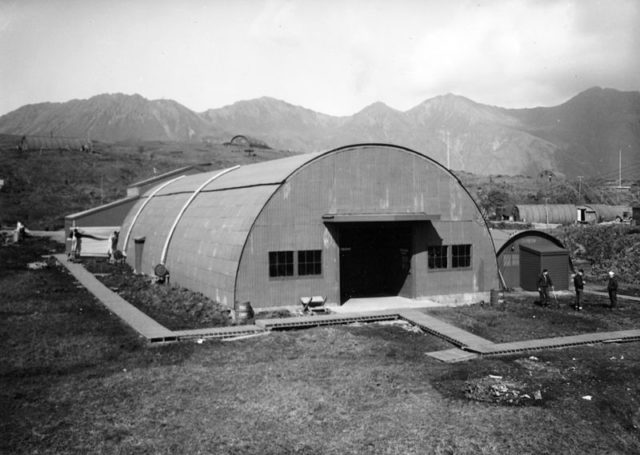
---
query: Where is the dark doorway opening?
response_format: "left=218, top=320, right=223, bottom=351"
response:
left=338, top=222, right=412, bottom=303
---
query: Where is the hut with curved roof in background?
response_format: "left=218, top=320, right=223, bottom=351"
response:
left=492, top=229, right=572, bottom=290
left=589, top=205, right=632, bottom=222
left=118, top=143, right=499, bottom=310
left=514, top=204, right=577, bottom=225
left=227, top=135, right=271, bottom=149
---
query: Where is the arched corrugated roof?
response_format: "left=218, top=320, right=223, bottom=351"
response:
left=229, top=134, right=271, bottom=149
left=589, top=205, right=632, bottom=221
left=146, top=152, right=322, bottom=197
left=515, top=204, right=577, bottom=224
left=494, top=229, right=567, bottom=256
left=120, top=143, right=496, bottom=306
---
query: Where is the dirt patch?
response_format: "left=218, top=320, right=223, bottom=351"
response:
left=83, top=259, right=233, bottom=330
left=464, top=375, right=541, bottom=406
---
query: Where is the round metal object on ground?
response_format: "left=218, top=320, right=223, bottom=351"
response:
left=154, top=263, right=169, bottom=278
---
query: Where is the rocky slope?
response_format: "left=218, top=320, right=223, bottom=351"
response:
left=1, top=88, right=639, bottom=177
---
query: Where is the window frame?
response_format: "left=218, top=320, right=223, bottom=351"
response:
left=297, top=249, right=322, bottom=277
left=268, top=250, right=295, bottom=278
left=427, top=245, right=448, bottom=270
left=268, top=249, right=323, bottom=280
left=451, top=244, right=472, bottom=269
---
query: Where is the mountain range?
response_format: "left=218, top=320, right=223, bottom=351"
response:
left=1, top=87, right=639, bottom=178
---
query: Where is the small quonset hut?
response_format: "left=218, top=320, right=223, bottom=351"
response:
left=493, top=229, right=572, bottom=290
left=119, top=144, right=498, bottom=309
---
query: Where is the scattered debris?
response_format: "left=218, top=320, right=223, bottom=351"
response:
left=464, top=375, right=539, bottom=405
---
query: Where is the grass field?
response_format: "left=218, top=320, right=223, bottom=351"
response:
left=3, top=237, right=640, bottom=454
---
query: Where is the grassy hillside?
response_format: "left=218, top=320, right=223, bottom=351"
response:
left=458, top=171, right=640, bottom=217
left=1, top=132, right=639, bottom=230
left=0, top=135, right=294, bottom=229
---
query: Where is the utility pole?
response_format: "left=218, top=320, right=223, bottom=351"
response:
left=619, top=149, right=622, bottom=188
left=544, top=197, right=549, bottom=225
left=577, top=176, right=583, bottom=202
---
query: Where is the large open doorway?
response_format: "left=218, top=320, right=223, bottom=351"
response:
left=337, top=222, right=412, bottom=303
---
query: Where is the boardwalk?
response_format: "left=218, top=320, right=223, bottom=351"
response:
left=55, top=255, right=640, bottom=361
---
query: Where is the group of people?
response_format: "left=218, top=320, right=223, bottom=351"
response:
left=537, top=268, right=618, bottom=310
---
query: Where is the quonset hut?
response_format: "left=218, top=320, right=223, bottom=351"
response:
left=492, top=229, right=572, bottom=290
left=119, top=144, right=499, bottom=310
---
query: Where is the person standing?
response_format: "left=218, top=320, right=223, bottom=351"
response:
left=537, top=269, right=553, bottom=307
left=573, top=269, right=585, bottom=310
left=13, top=221, right=26, bottom=243
left=607, top=271, right=618, bottom=310
left=108, top=230, right=119, bottom=263
left=69, top=228, right=82, bottom=260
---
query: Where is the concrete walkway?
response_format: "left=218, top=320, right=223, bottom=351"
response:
left=54, top=255, right=640, bottom=359
left=332, top=296, right=445, bottom=313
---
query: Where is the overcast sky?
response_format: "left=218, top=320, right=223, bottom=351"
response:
left=1, top=0, right=639, bottom=116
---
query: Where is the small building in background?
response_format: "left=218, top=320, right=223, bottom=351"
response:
left=225, top=135, right=271, bottom=150
left=64, top=164, right=211, bottom=256
left=587, top=205, right=632, bottom=223
left=514, top=204, right=577, bottom=225
left=493, top=229, right=572, bottom=290
left=519, top=244, right=570, bottom=291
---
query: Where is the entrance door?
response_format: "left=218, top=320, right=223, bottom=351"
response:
left=338, top=222, right=412, bottom=302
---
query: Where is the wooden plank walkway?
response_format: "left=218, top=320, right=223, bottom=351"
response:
left=398, top=310, right=494, bottom=350
left=54, top=254, right=176, bottom=342
left=172, top=325, right=264, bottom=340
left=426, top=348, right=480, bottom=363
left=53, top=255, right=640, bottom=357
left=255, top=311, right=399, bottom=330
left=472, top=329, right=640, bottom=355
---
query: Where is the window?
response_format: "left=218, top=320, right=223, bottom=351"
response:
left=269, top=251, right=294, bottom=277
left=452, top=244, right=472, bottom=268
left=298, top=250, right=322, bottom=276
left=427, top=245, right=448, bottom=269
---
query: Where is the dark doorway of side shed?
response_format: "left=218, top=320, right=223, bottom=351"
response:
left=337, top=222, right=412, bottom=303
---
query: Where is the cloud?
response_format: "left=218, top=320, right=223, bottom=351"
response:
left=0, top=0, right=638, bottom=116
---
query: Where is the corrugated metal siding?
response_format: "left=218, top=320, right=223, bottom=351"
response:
left=515, top=204, right=577, bottom=224
left=542, top=254, right=569, bottom=290
left=236, top=145, right=498, bottom=307
left=120, top=186, right=278, bottom=307
left=497, top=234, right=562, bottom=289
left=121, top=192, right=193, bottom=271
left=120, top=144, right=499, bottom=309
left=519, top=245, right=569, bottom=291
left=590, top=205, right=632, bottom=221
left=148, top=153, right=321, bottom=196
left=519, top=247, right=540, bottom=291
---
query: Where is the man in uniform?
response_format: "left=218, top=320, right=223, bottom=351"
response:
left=537, top=269, right=554, bottom=307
